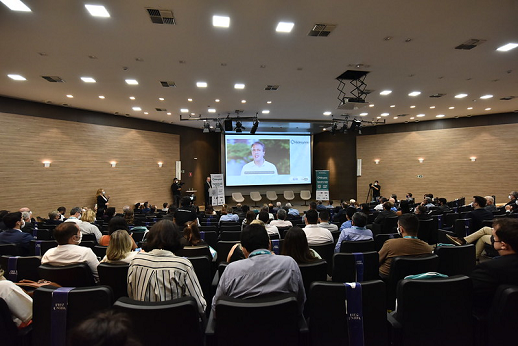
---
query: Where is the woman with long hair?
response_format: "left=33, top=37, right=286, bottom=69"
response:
left=80, top=209, right=102, bottom=243
left=101, top=230, right=139, bottom=263
left=182, top=221, right=207, bottom=246
left=281, top=226, right=321, bottom=264
left=241, top=210, right=256, bottom=230
left=99, top=217, right=137, bottom=250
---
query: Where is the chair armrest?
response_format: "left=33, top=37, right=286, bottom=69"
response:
left=387, top=311, right=402, bottom=346
left=205, top=309, right=216, bottom=346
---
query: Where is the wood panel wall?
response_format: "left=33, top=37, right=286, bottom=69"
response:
left=356, top=123, right=518, bottom=205
left=0, top=111, right=180, bottom=218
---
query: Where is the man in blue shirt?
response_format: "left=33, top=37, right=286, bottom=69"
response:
left=334, top=212, right=373, bottom=253
left=219, top=204, right=239, bottom=223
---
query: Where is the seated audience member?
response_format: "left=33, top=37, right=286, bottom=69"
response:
left=303, top=209, right=333, bottom=245
left=212, top=224, right=305, bottom=314
left=174, top=197, right=199, bottom=226
left=0, top=265, right=32, bottom=327
left=41, top=222, right=99, bottom=281
left=281, top=226, right=322, bottom=263
left=99, top=217, right=137, bottom=250
left=21, top=211, right=34, bottom=233
left=64, top=207, right=82, bottom=225
left=270, top=209, right=293, bottom=228
left=162, top=205, right=177, bottom=221
left=334, top=212, right=373, bottom=253
left=272, top=202, right=282, bottom=214
left=57, top=206, right=67, bottom=221
left=182, top=221, right=208, bottom=247
left=124, top=209, right=135, bottom=225
left=0, top=212, right=34, bottom=255
left=68, top=310, right=142, bottom=346
left=301, top=201, right=318, bottom=223
left=141, top=202, right=151, bottom=214
left=204, top=205, right=216, bottom=216
left=359, top=203, right=371, bottom=215
left=388, top=198, right=398, bottom=212
left=79, top=209, right=102, bottom=243
left=466, top=196, right=494, bottom=232
left=103, top=207, right=117, bottom=223
left=505, top=191, right=518, bottom=213
left=0, top=210, right=9, bottom=230
left=318, top=209, right=338, bottom=232
left=374, top=197, right=388, bottom=212
left=406, top=193, right=414, bottom=203
left=219, top=204, right=239, bottom=223
left=373, top=201, right=397, bottom=224
left=378, top=214, right=432, bottom=278
left=285, top=203, right=300, bottom=217
left=470, top=218, right=518, bottom=316
left=396, top=200, right=412, bottom=216
left=414, top=205, right=432, bottom=220
left=437, top=198, right=451, bottom=213
left=101, top=230, right=139, bottom=264
left=127, top=220, right=206, bottom=314
left=241, top=210, right=256, bottom=231
left=316, top=200, right=327, bottom=211
left=258, top=211, right=279, bottom=237
left=259, top=204, right=274, bottom=221
left=339, top=207, right=357, bottom=231
left=46, top=210, right=63, bottom=225
left=421, top=197, right=435, bottom=210
left=161, top=202, right=169, bottom=212
left=484, top=196, right=497, bottom=213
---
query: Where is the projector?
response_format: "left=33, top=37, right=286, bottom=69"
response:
left=337, top=97, right=369, bottom=110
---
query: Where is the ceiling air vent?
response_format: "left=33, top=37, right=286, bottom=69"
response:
left=500, top=96, right=516, bottom=100
left=41, top=76, right=65, bottom=83
left=265, top=85, right=279, bottom=91
left=147, top=8, right=176, bottom=25
left=160, top=81, right=176, bottom=87
left=308, top=23, right=337, bottom=37
left=429, top=93, right=446, bottom=98
left=155, top=108, right=167, bottom=112
left=455, top=39, right=486, bottom=50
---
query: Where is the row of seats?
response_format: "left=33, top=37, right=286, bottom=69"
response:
left=231, top=190, right=312, bottom=206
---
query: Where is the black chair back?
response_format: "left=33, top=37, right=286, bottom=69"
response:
left=386, top=254, right=439, bottom=310
left=486, top=285, right=518, bottom=346
left=339, top=239, right=375, bottom=253
left=0, top=244, right=18, bottom=256
left=374, top=233, right=401, bottom=252
left=35, top=229, right=53, bottom=240
left=176, top=246, right=212, bottom=260
left=381, top=216, right=398, bottom=234
left=0, top=297, right=19, bottom=346
left=298, top=260, right=327, bottom=296
left=199, top=230, right=218, bottom=250
left=187, top=256, right=212, bottom=313
left=93, top=245, right=107, bottom=258
left=78, top=240, right=95, bottom=248
left=38, top=263, right=96, bottom=287
left=219, top=223, right=241, bottom=232
left=453, top=218, right=471, bottom=238
left=80, top=233, right=97, bottom=243
left=32, top=286, right=113, bottom=346
left=114, top=296, right=204, bottom=346
left=417, top=219, right=438, bottom=245
left=434, top=244, right=476, bottom=276
left=216, top=241, right=239, bottom=265
left=30, top=240, right=58, bottom=256
left=332, top=251, right=379, bottom=282
left=308, top=280, right=387, bottom=346
left=309, top=242, right=335, bottom=275
left=389, top=275, right=473, bottom=346
left=220, top=231, right=241, bottom=241
left=97, top=263, right=129, bottom=301
left=0, top=255, right=40, bottom=282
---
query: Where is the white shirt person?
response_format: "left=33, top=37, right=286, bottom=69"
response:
left=240, top=141, right=278, bottom=175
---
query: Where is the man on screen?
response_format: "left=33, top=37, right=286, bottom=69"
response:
left=240, top=141, right=278, bottom=175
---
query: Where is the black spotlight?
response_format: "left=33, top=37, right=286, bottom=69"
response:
left=235, top=121, right=244, bottom=133
left=215, top=122, right=223, bottom=133
left=250, top=119, right=259, bottom=134
left=349, top=119, right=362, bottom=133
left=340, top=123, right=348, bottom=134
left=224, top=119, right=233, bottom=131
left=331, top=122, right=338, bottom=135
left=202, top=122, right=211, bottom=133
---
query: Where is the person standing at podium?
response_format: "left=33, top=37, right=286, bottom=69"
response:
left=204, top=176, right=212, bottom=208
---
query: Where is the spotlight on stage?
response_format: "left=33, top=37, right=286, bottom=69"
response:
left=235, top=121, right=244, bottom=133
left=331, top=122, right=338, bottom=135
left=203, top=121, right=211, bottom=133
left=215, top=121, right=223, bottom=133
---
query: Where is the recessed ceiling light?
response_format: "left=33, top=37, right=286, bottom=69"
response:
left=416, top=114, right=425, bottom=117
left=467, top=107, right=473, bottom=110
left=390, top=105, right=395, bottom=108
left=98, top=95, right=105, bottom=99
left=381, top=113, right=389, bottom=116
left=408, top=91, right=421, bottom=97
left=485, top=108, right=492, bottom=111
left=360, top=112, right=368, bottom=116
left=159, top=97, right=164, bottom=101
left=377, top=116, right=381, bottom=119
left=410, top=117, right=415, bottom=119
left=496, top=43, right=518, bottom=52
left=436, top=114, right=445, bottom=118
left=188, top=98, right=193, bottom=102
left=66, top=94, right=73, bottom=98
left=480, top=94, right=493, bottom=99
left=430, top=106, right=435, bottom=109
left=196, top=81, right=207, bottom=88
left=144, top=112, right=148, bottom=115
left=393, top=117, right=398, bottom=119
left=262, top=110, right=270, bottom=114
left=369, top=104, right=375, bottom=107
left=167, top=112, right=172, bottom=115
left=323, top=111, right=332, bottom=116
left=7, top=74, right=26, bottom=80
left=267, top=101, right=272, bottom=104
left=125, top=79, right=138, bottom=85
left=132, top=107, right=141, bottom=111
left=1, top=0, right=31, bottom=12
left=380, top=90, right=392, bottom=95
left=234, top=83, right=245, bottom=89
left=180, top=109, right=189, bottom=113
left=208, top=108, right=216, bottom=113
left=190, top=113, right=195, bottom=116
left=449, top=106, right=455, bottom=109
left=85, top=4, right=110, bottom=17
left=410, top=105, right=416, bottom=108
left=455, top=93, right=468, bottom=98
left=276, top=22, right=294, bottom=33
left=212, top=15, right=230, bottom=28
left=81, top=77, right=96, bottom=83
left=129, top=96, right=135, bottom=100
left=241, top=100, right=246, bottom=103
left=215, top=99, right=220, bottom=102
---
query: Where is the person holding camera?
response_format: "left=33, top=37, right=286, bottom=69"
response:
left=171, top=178, right=182, bottom=207
left=369, top=180, right=381, bottom=202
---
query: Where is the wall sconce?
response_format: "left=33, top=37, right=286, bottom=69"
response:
left=42, top=160, right=51, bottom=168
left=470, top=157, right=476, bottom=162
left=374, top=159, right=380, bottom=164
left=418, top=158, right=424, bottom=163
left=110, top=161, right=117, bottom=168
left=158, top=162, right=163, bottom=168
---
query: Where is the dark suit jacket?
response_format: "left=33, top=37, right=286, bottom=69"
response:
left=0, top=229, right=34, bottom=255
left=467, top=208, right=493, bottom=232
left=471, top=254, right=518, bottom=315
